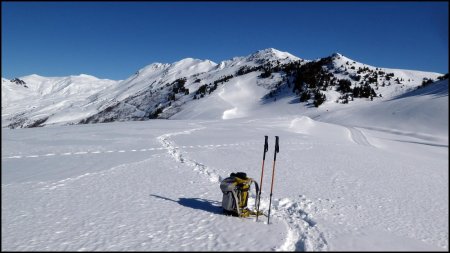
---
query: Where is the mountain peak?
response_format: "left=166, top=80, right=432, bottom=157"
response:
left=257, top=48, right=281, bottom=54
left=172, top=57, right=216, bottom=66
left=247, top=48, right=300, bottom=63
left=73, top=74, right=98, bottom=79
left=173, top=57, right=196, bottom=64
left=253, top=48, right=292, bottom=57
left=330, top=53, right=360, bottom=66
left=25, top=74, right=44, bottom=78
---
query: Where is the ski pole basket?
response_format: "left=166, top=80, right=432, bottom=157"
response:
left=220, top=172, right=261, bottom=217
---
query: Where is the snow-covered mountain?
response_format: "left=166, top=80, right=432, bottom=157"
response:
left=1, top=48, right=445, bottom=128
left=2, top=74, right=118, bottom=128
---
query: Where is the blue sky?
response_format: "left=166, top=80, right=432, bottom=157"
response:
left=2, top=2, right=448, bottom=80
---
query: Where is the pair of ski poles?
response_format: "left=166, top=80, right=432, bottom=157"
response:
left=256, top=135, right=279, bottom=224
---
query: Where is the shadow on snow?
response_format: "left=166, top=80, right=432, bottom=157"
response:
left=150, top=194, right=223, bottom=214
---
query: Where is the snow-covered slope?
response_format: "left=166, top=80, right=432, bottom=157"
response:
left=318, top=79, right=449, bottom=140
left=327, top=53, right=442, bottom=99
left=1, top=48, right=444, bottom=128
left=2, top=80, right=447, bottom=249
left=2, top=75, right=118, bottom=128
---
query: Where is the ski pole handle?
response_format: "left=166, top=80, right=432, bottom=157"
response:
left=263, top=135, right=268, bottom=160
left=274, top=136, right=279, bottom=160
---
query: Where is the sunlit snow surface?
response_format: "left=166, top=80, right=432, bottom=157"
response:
left=2, top=80, right=448, bottom=251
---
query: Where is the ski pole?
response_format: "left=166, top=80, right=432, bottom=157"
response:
left=256, top=135, right=269, bottom=221
left=267, top=136, right=279, bottom=224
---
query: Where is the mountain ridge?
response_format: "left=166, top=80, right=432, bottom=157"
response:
left=2, top=48, right=446, bottom=128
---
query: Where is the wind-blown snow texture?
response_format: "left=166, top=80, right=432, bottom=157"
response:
left=2, top=49, right=448, bottom=251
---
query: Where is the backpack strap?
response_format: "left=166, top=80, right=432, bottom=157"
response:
left=231, top=189, right=241, bottom=216
left=250, top=179, right=260, bottom=211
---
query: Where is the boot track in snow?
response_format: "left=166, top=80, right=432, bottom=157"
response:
left=156, top=125, right=329, bottom=251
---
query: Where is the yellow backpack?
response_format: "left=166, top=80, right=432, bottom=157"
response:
left=220, top=172, right=262, bottom=217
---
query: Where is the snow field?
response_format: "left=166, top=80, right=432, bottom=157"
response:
left=2, top=79, right=448, bottom=250
left=2, top=120, right=287, bottom=251
left=164, top=117, right=447, bottom=251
